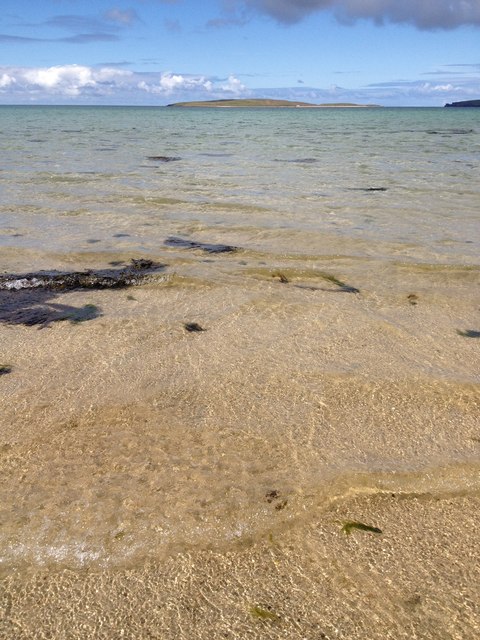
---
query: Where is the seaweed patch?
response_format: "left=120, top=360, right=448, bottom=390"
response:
left=348, top=187, right=388, bottom=192
left=146, top=156, right=181, bottom=162
left=165, top=236, right=237, bottom=254
left=342, top=521, right=382, bottom=536
left=250, top=605, right=280, bottom=622
left=457, top=329, right=480, bottom=338
left=275, top=158, right=318, bottom=164
left=184, top=322, right=205, bottom=332
left=0, top=365, right=12, bottom=376
left=271, top=271, right=289, bottom=283
left=265, top=489, right=288, bottom=510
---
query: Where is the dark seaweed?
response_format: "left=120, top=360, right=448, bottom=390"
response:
left=407, top=294, right=418, bottom=306
left=0, top=365, right=12, bottom=375
left=275, top=158, right=318, bottom=164
left=165, top=236, right=237, bottom=254
left=265, top=489, right=288, bottom=510
left=342, top=521, right=382, bottom=535
left=348, top=187, right=388, bottom=192
left=265, top=490, right=279, bottom=503
left=184, top=322, right=205, bottom=332
left=457, top=329, right=480, bottom=338
left=272, top=272, right=289, bottom=283
left=130, top=258, right=155, bottom=270
left=426, top=129, right=474, bottom=135
left=146, top=156, right=181, bottom=162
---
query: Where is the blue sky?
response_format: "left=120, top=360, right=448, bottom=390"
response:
left=1, top=0, right=479, bottom=105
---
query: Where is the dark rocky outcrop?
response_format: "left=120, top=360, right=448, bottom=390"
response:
left=445, top=100, right=480, bottom=108
left=0, top=259, right=165, bottom=292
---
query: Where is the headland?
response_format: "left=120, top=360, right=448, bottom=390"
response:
left=445, top=99, right=480, bottom=107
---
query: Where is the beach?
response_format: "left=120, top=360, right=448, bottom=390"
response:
left=0, top=106, right=479, bottom=638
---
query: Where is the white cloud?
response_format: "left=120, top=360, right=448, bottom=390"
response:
left=0, top=65, right=133, bottom=98
left=138, top=72, right=215, bottom=95
left=0, top=73, right=15, bottom=88
left=221, top=75, right=247, bottom=93
left=0, top=65, right=249, bottom=103
left=0, top=63, right=477, bottom=106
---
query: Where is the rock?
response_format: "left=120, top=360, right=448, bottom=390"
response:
left=0, top=259, right=165, bottom=291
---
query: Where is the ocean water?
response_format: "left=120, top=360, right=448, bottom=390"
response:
left=1, top=105, right=479, bottom=263
left=0, top=106, right=479, bottom=572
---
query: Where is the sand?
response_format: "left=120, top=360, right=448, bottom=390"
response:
left=0, top=249, right=479, bottom=638
left=1, top=492, right=479, bottom=639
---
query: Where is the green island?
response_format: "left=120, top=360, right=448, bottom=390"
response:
left=167, top=98, right=381, bottom=108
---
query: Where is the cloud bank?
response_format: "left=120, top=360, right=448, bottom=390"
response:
left=0, top=63, right=476, bottom=106
left=239, top=0, right=480, bottom=29
left=0, top=64, right=248, bottom=103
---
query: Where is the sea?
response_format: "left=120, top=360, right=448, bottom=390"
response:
left=0, top=105, right=479, bottom=572
left=1, top=105, right=479, bottom=265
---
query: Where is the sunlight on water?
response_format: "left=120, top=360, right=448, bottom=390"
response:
left=0, top=106, right=479, bottom=628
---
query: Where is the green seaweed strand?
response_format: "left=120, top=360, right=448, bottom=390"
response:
left=250, top=606, right=280, bottom=622
left=342, top=521, right=382, bottom=535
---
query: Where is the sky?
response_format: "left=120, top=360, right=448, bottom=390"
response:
left=0, top=0, right=479, bottom=106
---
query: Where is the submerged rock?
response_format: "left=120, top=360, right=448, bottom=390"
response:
left=0, top=259, right=165, bottom=292
left=165, top=236, right=238, bottom=254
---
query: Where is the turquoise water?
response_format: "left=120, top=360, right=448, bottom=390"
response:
left=1, top=105, right=479, bottom=267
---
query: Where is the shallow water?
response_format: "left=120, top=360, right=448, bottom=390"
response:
left=0, top=106, right=479, bottom=572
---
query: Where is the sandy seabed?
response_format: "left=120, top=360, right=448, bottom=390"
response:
left=1, top=492, right=479, bottom=640
left=1, top=249, right=479, bottom=639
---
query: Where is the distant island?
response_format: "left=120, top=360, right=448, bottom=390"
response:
left=445, top=100, right=480, bottom=108
left=167, top=98, right=381, bottom=108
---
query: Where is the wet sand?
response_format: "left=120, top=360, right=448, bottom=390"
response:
left=1, top=248, right=479, bottom=638
left=1, top=493, right=479, bottom=639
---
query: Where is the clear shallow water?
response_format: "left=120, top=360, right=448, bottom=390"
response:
left=0, top=106, right=479, bottom=572
left=0, top=105, right=479, bottom=263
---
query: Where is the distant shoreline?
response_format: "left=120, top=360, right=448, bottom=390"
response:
left=167, top=98, right=381, bottom=109
left=444, top=99, right=480, bottom=108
